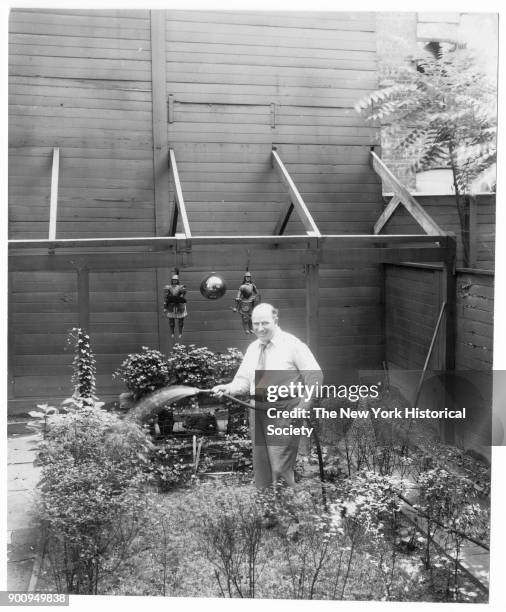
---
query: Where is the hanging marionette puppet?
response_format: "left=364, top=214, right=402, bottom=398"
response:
left=232, top=269, right=260, bottom=334
left=163, top=268, right=187, bottom=339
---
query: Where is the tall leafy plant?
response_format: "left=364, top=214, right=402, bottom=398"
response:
left=355, top=46, right=496, bottom=265
left=67, top=327, right=97, bottom=407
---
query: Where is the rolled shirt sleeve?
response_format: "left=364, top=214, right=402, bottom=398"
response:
left=226, top=344, right=256, bottom=395
left=292, top=337, right=323, bottom=374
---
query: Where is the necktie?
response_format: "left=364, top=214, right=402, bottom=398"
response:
left=257, top=341, right=270, bottom=371
left=256, top=341, right=270, bottom=401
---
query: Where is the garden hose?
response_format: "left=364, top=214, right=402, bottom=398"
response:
left=198, top=389, right=267, bottom=412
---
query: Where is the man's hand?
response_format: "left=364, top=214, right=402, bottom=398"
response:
left=211, top=384, right=229, bottom=397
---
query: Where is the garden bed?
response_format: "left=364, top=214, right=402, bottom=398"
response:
left=32, top=411, right=489, bottom=602
left=28, top=334, right=490, bottom=601
left=35, top=477, right=487, bottom=602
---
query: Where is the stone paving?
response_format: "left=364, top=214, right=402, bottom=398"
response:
left=7, top=423, right=42, bottom=591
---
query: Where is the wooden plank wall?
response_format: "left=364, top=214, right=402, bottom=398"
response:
left=165, top=10, right=381, bottom=236
left=385, top=265, right=494, bottom=371
left=383, top=194, right=496, bottom=270
left=8, top=9, right=383, bottom=410
left=455, top=271, right=494, bottom=370
left=8, top=9, right=158, bottom=406
left=473, top=196, right=496, bottom=269
left=318, top=265, right=383, bottom=380
left=385, top=265, right=443, bottom=370
left=385, top=264, right=494, bottom=452
left=11, top=271, right=77, bottom=399
left=164, top=10, right=384, bottom=382
left=454, top=271, right=494, bottom=452
left=9, top=9, right=155, bottom=239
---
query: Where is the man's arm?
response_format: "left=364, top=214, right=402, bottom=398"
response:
left=212, top=345, right=254, bottom=396
left=226, top=360, right=251, bottom=395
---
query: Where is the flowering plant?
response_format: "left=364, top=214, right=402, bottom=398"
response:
left=114, top=346, right=173, bottom=400
left=167, top=344, right=242, bottom=389
left=114, top=344, right=242, bottom=400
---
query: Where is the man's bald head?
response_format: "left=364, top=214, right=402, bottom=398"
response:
left=252, top=303, right=278, bottom=321
left=251, top=303, right=279, bottom=342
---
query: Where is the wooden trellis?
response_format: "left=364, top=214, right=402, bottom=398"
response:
left=8, top=146, right=457, bottom=373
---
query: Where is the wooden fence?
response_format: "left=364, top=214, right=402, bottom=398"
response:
left=385, top=263, right=494, bottom=452
left=385, top=264, right=494, bottom=371
left=8, top=9, right=388, bottom=412
left=383, top=195, right=496, bottom=270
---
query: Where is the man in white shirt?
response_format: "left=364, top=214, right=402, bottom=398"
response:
left=212, top=303, right=323, bottom=490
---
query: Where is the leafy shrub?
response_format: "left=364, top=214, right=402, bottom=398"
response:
left=191, top=482, right=266, bottom=598
left=150, top=438, right=213, bottom=492
left=185, top=478, right=412, bottom=601
left=167, top=344, right=242, bottom=389
left=220, top=434, right=252, bottom=472
left=90, top=476, right=485, bottom=601
left=415, top=467, right=489, bottom=599
left=211, top=346, right=244, bottom=384
left=36, top=407, right=154, bottom=594
left=113, top=346, right=173, bottom=400
left=328, top=471, right=401, bottom=599
left=149, top=433, right=251, bottom=492
left=113, top=344, right=242, bottom=401
left=225, top=404, right=249, bottom=435
left=28, top=403, right=60, bottom=439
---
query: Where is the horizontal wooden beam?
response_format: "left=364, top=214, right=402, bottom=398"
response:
left=169, top=148, right=192, bottom=240
left=370, top=151, right=446, bottom=236
left=320, top=235, right=442, bottom=244
left=9, top=250, right=314, bottom=272
left=456, top=267, right=494, bottom=276
left=389, top=263, right=495, bottom=277
left=8, top=234, right=442, bottom=251
left=386, top=262, right=444, bottom=271
left=319, top=246, right=447, bottom=265
left=271, top=148, right=321, bottom=237
left=10, top=245, right=447, bottom=272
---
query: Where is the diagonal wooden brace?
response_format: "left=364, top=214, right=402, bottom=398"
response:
left=271, top=147, right=321, bottom=237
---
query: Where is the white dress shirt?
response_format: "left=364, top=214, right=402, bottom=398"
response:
left=226, top=327, right=322, bottom=396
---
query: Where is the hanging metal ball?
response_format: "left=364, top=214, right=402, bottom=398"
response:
left=200, top=272, right=227, bottom=300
